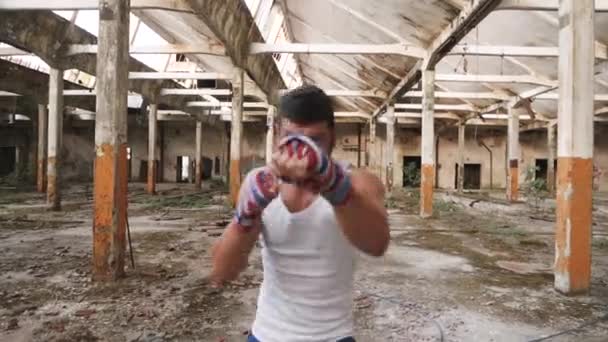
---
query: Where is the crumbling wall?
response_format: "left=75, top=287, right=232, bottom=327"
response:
left=61, top=121, right=95, bottom=182
left=520, top=129, right=549, bottom=181
left=16, top=118, right=607, bottom=192
left=437, top=127, right=507, bottom=190
left=332, top=123, right=364, bottom=167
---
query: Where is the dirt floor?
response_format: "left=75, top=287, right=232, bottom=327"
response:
left=0, top=182, right=607, bottom=342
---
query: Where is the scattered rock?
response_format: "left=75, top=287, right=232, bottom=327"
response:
left=74, top=308, right=96, bottom=318
left=6, top=317, right=19, bottom=330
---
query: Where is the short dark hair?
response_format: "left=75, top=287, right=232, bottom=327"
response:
left=279, top=85, right=334, bottom=128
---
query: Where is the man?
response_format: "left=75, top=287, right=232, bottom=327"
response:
left=211, top=85, right=390, bottom=342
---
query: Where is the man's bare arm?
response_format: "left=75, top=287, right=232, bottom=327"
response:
left=210, top=223, right=260, bottom=284
left=334, top=169, right=389, bottom=257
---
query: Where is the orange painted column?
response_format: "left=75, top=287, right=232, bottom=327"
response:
left=506, top=106, right=519, bottom=202
left=229, top=69, right=244, bottom=206
left=92, top=0, right=130, bottom=281
left=37, top=104, right=48, bottom=193
left=147, top=103, right=157, bottom=194
left=554, top=0, right=594, bottom=295
left=420, top=70, right=435, bottom=218
left=47, top=68, right=63, bottom=211
left=195, top=120, right=203, bottom=189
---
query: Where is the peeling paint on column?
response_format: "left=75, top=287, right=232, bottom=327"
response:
left=93, top=143, right=127, bottom=281
left=46, top=157, right=60, bottom=210
left=555, top=157, right=592, bottom=294
left=420, top=164, right=434, bottom=218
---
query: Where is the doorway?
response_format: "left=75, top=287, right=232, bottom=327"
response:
left=455, top=164, right=482, bottom=190
left=176, top=156, right=192, bottom=183
left=403, top=156, right=421, bottom=187
left=464, top=164, right=481, bottom=190
left=535, top=159, right=556, bottom=181
left=0, top=146, right=16, bottom=176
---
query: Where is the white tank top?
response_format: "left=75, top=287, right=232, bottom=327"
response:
left=252, top=194, right=356, bottom=342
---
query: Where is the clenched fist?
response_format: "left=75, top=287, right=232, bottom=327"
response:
left=272, top=135, right=352, bottom=206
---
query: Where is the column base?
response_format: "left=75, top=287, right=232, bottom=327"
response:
left=92, top=143, right=127, bottom=281
left=420, top=164, right=434, bottom=218
left=507, top=160, right=519, bottom=202
left=554, top=157, right=592, bottom=295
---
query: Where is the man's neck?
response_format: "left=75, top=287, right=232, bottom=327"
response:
left=279, top=183, right=319, bottom=214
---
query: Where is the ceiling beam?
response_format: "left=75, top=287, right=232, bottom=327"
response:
left=423, top=0, right=503, bottom=70
left=0, top=0, right=194, bottom=11
left=128, top=72, right=231, bottom=80
left=0, top=59, right=96, bottom=111
left=179, top=0, right=285, bottom=102
left=449, top=45, right=607, bottom=59
left=65, top=43, right=225, bottom=56
left=186, top=101, right=268, bottom=109
left=249, top=43, right=427, bottom=58
left=0, top=11, right=202, bottom=112
left=395, top=103, right=476, bottom=112
left=160, top=88, right=231, bottom=96
left=496, top=0, right=608, bottom=12
left=373, top=0, right=501, bottom=118
left=435, top=73, right=558, bottom=87
left=404, top=90, right=509, bottom=100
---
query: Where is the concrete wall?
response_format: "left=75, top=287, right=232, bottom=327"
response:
left=3, top=119, right=608, bottom=191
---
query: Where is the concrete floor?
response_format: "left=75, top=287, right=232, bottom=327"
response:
left=0, top=183, right=607, bottom=341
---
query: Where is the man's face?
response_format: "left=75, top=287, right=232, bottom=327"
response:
left=277, top=119, right=334, bottom=154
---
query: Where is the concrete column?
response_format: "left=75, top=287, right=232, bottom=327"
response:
left=229, top=69, right=244, bottom=206
left=147, top=104, right=157, bottom=194
left=555, top=0, right=594, bottom=295
left=92, top=0, right=130, bottom=281
left=195, top=120, right=203, bottom=189
left=37, top=104, right=48, bottom=192
left=14, top=146, right=22, bottom=179
left=47, top=68, right=63, bottom=211
left=507, top=106, right=519, bottom=202
left=265, top=106, right=276, bottom=164
left=547, top=124, right=556, bottom=194
left=367, top=118, right=376, bottom=169
left=385, top=103, right=395, bottom=192
left=420, top=70, right=435, bottom=218
left=457, top=121, right=465, bottom=193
